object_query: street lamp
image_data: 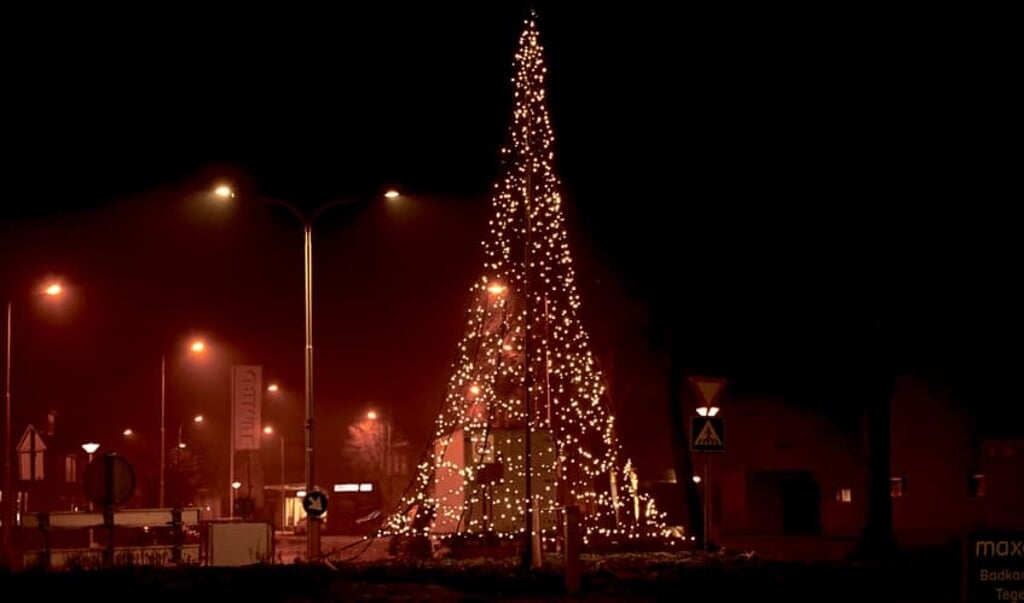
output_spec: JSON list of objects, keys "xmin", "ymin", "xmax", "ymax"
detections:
[
  {"xmin": 214, "ymin": 183, "xmax": 395, "ymax": 560},
  {"xmin": 177, "ymin": 415, "xmax": 204, "ymax": 449},
  {"xmin": 366, "ymin": 408, "xmax": 393, "ymax": 504},
  {"xmin": 81, "ymin": 442, "xmax": 99, "ymax": 548},
  {"xmin": 160, "ymin": 338, "xmax": 207, "ymax": 508},
  {"xmin": 4, "ymin": 279, "xmax": 66, "ymax": 564},
  {"xmin": 263, "ymin": 425, "xmax": 286, "ymax": 531},
  {"xmin": 82, "ymin": 442, "xmax": 100, "ymax": 462}
]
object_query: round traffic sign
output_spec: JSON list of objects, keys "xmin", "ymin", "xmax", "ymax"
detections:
[
  {"xmin": 234, "ymin": 496, "xmax": 255, "ymax": 520},
  {"xmin": 83, "ymin": 453, "xmax": 136, "ymax": 507},
  {"xmin": 302, "ymin": 490, "xmax": 328, "ymax": 517}
]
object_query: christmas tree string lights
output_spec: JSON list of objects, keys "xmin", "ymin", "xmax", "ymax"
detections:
[{"xmin": 379, "ymin": 14, "xmax": 678, "ymax": 551}]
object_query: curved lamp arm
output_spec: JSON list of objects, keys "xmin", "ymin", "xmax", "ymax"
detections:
[{"xmin": 259, "ymin": 196, "xmax": 363, "ymax": 227}]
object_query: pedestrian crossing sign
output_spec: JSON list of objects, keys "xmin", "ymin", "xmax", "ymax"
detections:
[{"xmin": 690, "ymin": 416, "xmax": 726, "ymax": 452}]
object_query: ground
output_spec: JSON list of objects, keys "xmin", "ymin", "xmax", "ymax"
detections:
[{"xmin": 1, "ymin": 539, "xmax": 964, "ymax": 602}]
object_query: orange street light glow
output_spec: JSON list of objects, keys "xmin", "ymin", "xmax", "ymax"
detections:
[
  {"xmin": 44, "ymin": 283, "xmax": 63, "ymax": 296},
  {"xmin": 486, "ymin": 282, "xmax": 505, "ymax": 295},
  {"xmin": 263, "ymin": 426, "xmax": 274, "ymax": 435},
  {"xmin": 193, "ymin": 415, "xmax": 204, "ymax": 423},
  {"xmin": 214, "ymin": 185, "xmax": 234, "ymax": 199},
  {"xmin": 384, "ymin": 189, "xmax": 400, "ymax": 199},
  {"xmin": 123, "ymin": 428, "xmax": 133, "ymax": 436},
  {"xmin": 267, "ymin": 384, "xmax": 279, "ymax": 393},
  {"xmin": 367, "ymin": 410, "xmax": 378, "ymax": 420},
  {"xmin": 190, "ymin": 340, "xmax": 205, "ymax": 353}
]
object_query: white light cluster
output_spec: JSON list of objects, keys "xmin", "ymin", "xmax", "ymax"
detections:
[{"xmin": 379, "ymin": 17, "xmax": 676, "ymax": 548}]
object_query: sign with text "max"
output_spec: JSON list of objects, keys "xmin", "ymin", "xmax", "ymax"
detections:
[
  {"xmin": 965, "ymin": 530, "xmax": 1024, "ymax": 602},
  {"xmin": 690, "ymin": 416, "xmax": 726, "ymax": 452}
]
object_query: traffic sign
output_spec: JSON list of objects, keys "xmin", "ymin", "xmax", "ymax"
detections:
[
  {"xmin": 302, "ymin": 490, "xmax": 329, "ymax": 517},
  {"xmin": 690, "ymin": 416, "xmax": 726, "ymax": 452},
  {"xmin": 234, "ymin": 496, "xmax": 255, "ymax": 520},
  {"xmin": 83, "ymin": 453, "xmax": 136, "ymax": 506},
  {"xmin": 689, "ymin": 376, "xmax": 726, "ymax": 407}
]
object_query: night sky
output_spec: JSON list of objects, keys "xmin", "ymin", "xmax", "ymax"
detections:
[{"xmin": 2, "ymin": 4, "xmax": 1019, "ymax": 482}]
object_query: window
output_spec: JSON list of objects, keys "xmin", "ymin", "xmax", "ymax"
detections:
[
  {"xmin": 969, "ymin": 474, "xmax": 986, "ymax": 497},
  {"xmin": 890, "ymin": 476, "xmax": 907, "ymax": 498},
  {"xmin": 18, "ymin": 450, "xmax": 44, "ymax": 481},
  {"xmin": 65, "ymin": 455, "xmax": 77, "ymax": 483},
  {"xmin": 836, "ymin": 488, "xmax": 852, "ymax": 503}
]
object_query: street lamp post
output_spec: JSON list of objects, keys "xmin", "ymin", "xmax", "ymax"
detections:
[
  {"xmin": 3, "ymin": 282, "xmax": 64, "ymax": 565},
  {"xmin": 81, "ymin": 442, "xmax": 99, "ymax": 548},
  {"xmin": 160, "ymin": 355, "xmax": 166, "ymax": 507},
  {"xmin": 263, "ymin": 426, "xmax": 286, "ymax": 531},
  {"xmin": 3, "ymin": 301, "xmax": 11, "ymax": 563},
  {"xmin": 366, "ymin": 408, "xmax": 393, "ymax": 508},
  {"xmin": 159, "ymin": 339, "xmax": 206, "ymax": 509},
  {"xmin": 214, "ymin": 185, "xmax": 398, "ymax": 561}
]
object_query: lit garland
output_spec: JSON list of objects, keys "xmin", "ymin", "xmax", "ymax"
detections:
[{"xmin": 380, "ymin": 15, "xmax": 676, "ymax": 549}]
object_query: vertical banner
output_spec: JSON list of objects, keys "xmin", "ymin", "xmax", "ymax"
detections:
[{"xmin": 232, "ymin": 365, "xmax": 263, "ymax": 451}]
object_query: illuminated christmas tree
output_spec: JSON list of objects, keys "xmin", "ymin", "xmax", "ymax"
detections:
[{"xmin": 381, "ymin": 13, "xmax": 675, "ymax": 552}]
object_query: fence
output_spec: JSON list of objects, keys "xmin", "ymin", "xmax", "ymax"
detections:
[{"xmin": 21, "ymin": 507, "xmax": 202, "ymax": 570}]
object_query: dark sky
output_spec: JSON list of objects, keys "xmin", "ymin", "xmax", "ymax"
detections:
[{"xmin": 2, "ymin": 4, "xmax": 1020, "ymax": 481}]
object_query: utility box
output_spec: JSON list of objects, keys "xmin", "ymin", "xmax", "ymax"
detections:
[{"xmin": 205, "ymin": 522, "xmax": 273, "ymax": 566}]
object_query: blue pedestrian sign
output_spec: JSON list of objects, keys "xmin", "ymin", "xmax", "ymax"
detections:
[{"xmin": 302, "ymin": 490, "xmax": 329, "ymax": 517}]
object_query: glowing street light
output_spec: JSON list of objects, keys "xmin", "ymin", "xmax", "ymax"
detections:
[
  {"xmin": 177, "ymin": 414, "xmax": 204, "ymax": 449},
  {"xmin": 263, "ymin": 425, "xmax": 287, "ymax": 530},
  {"xmin": 213, "ymin": 185, "xmax": 234, "ymax": 199},
  {"xmin": 160, "ymin": 338, "xmax": 207, "ymax": 508},
  {"xmin": 4, "ymin": 279, "xmax": 66, "ymax": 562},
  {"xmin": 213, "ymin": 182, "xmax": 401, "ymax": 560},
  {"xmin": 696, "ymin": 405, "xmax": 720, "ymax": 417}
]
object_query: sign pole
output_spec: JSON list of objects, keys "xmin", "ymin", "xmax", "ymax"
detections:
[
  {"xmin": 703, "ymin": 455, "xmax": 710, "ymax": 550},
  {"xmin": 229, "ymin": 370, "xmax": 235, "ymax": 519}
]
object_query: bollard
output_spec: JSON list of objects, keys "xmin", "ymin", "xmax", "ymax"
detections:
[
  {"xmin": 38, "ymin": 513, "xmax": 52, "ymax": 572},
  {"xmin": 171, "ymin": 508, "xmax": 183, "ymax": 564},
  {"xmin": 564, "ymin": 505, "xmax": 581, "ymax": 595}
]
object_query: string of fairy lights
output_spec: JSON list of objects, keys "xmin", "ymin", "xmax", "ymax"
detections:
[{"xmin": 380, "ymin": 16, "xmax": 678, "ymax": 548}]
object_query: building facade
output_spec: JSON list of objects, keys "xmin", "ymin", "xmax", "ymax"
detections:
[{"xmin": 667, "ymin": 376, "xmax": 1023, "ymax": 549}]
